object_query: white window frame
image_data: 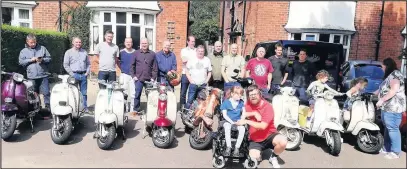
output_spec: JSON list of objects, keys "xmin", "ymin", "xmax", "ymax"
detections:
[
  {"xmin": 1, "ymin": 6, "xmax": 33, "ymax": 28},
  {"xmin": 301, "ymin": 33, "xmax": 318, "ymax": 41},
  {"xmin": 89, "ymin": 10, "xmax": 156, "ymax": 54},
  {"xmin": 401, "ymin": 37, "xmax": 406, "ymax": 78}
]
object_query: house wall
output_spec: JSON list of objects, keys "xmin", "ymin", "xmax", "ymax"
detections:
[
  {"xmin": 32, "ymin": 1, "xmax": 81, "ymax": 31},
  {"xmin": 220, "ymin": 1, "xmax": 406, "ymax": 64}
]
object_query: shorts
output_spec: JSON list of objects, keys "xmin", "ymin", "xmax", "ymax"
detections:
[{"xmin": 248, "ymin": 132, "xmax": 280, "ymax": 151}]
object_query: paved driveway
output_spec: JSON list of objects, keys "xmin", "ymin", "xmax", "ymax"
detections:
[{"xmin": 2, "ymin": 80, "xmax": 406, "ymax": 168}]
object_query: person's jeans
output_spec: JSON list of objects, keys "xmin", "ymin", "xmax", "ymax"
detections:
[
  {"xmin": 382, "ymin": 111, "xmax": 402, "ymax": 155},
  {"xmin": 119, "ymin": 73, "xmax": 135, "ymax": 111},
  {"xmin": 73, "ymin": 73, "xmax": 88, "ymax": 108},
  {"xmin": 133, "ymin": 80, "xmax": 147, "ymax": 112},
  {"xmin": 270, "ymin": 84, "xmax": 281, "ymax": 95},
  {"xmin": 224, "ymin": 81, "xmax": 240, "ymax": 93},
  {"xmin": 295, "ymin": 87, "xmax": 308, "ymax": 105},
  {"xmin": 32, "ymin": 77, "xmax": 50, "ymax": 107},
  {"xmin": 180, "ymin": 74, "xmax": 190, "ymax": 108},
  {"xmin": 186, "ymin": 83, "xmax": 206, "ymax": 109},
  {"xmin": 98, "ymin": 71, "xmax": 117, "ymax": 89}
]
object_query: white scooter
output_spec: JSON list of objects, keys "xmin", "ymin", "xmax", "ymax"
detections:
[
  {"xmin": 50, "ymin": 75, "xmax": 85, "ymax": 144},
  {"xmin": 139, "ymin": 81, "xmax": 177, "ymax": 148},
  {"xmin": 272, "ymin": 86, "xmax": 304, "ymax": 150},
  {"xmin": 301, "ymin": 90, "xmax": 344, "ymax": 156},
  {"xmin": 342, "ymin": 93, "xmax": 384, "ymax": 153},
  {"xmin": 93, "ymin": 80, "xmax": 128, "ymax": 150}
]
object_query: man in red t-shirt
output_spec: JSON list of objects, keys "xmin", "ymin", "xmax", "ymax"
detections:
[
  {"xmin": 236, "ymin": 85, "xmax": 287, "ymax": 168},
  {"xmin": 244, "ymin": 47, "xmax": 274, "ymax": 97}
]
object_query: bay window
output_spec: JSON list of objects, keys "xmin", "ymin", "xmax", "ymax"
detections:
[
  {"xmin": 89, "ymin": 11, "xmax": 156, "ymax": 53},
  {"xmin": 289, "ymin": 33, "xmax": 352, "ymax": 60}
]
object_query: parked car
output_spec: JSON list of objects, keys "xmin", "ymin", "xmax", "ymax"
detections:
[
  {"xmin": 339, "ymin": 60, "xmax": 384, "ymax": 94},
  {"xmin": 249, "ymin": 40, "xmax": 346, "ymax": 91}
]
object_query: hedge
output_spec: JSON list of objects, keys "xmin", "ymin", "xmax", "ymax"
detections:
[{"xmin": 1, "ymin": 24, "xmax": 69, "ymax": 76}]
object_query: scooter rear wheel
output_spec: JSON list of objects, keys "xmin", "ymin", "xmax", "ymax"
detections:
[
  {"xmin": 97, "ymin": 125, "xmax": 116, "ymax": 150},
  {"xmin": 1, "ymin": 113, "xmax": 17, "ymax": 141},
  {"xmin": 356, "ymin": 130, "xmax": 384, "ymax": 154},
  {"xmin": 50, "ymin": 116, "xmax": 73, "ymax": 145}
]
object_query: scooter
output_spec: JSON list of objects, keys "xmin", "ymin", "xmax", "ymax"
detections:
[
  {"xmin": 49, "ymin": 74, "xmax": 85, "ymax": 144},
  {"xmin": 342, "ymin": 93, "xmax": 383, "ymax": 153},
  {"xmin": 301, "ymin": 90, "xmax": 344, "ymax": 156},
  {"xmin": 93, "ymin": 80, "xmax": 128, "ymax": 150},
  {"xmin": 1, "ymin": 71, "xmax": 42, "ymax": 140},
  {"xmin": 272, "ymin": 86, "xmax": 304, "ymax": 150},
  {"xmin": 180, "ymin": 85, "xmax": 223, "ymax": 150},
  {"xmin": 139, "ymin": 81, "xmax": 177, "ymax": 148}
]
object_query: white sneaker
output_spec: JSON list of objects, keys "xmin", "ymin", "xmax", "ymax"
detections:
[
  {"xmin": 384, "ymin": 152, "xmax": 400, "ymax": 159},
  {"xmin": 379, "ymin": 148, "xmax": 388, "ymax": 154},
  {"xmin": 269, "ymin": 156, "xmax": 281, "ymax": 168}
]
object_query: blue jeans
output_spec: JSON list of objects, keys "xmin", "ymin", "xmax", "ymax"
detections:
[
  {"xmin": 224, "ymin": 81, "xmax": 240, "ymax": 93},
  {"xmin": 133, "ymin": 80, "xmax": 147, "ymax": 112},
  {"xmin": 32, "ymin": 77, "xmax": 50, "ymax": 107},
  {"xmin": 186, "ymin": 83, "xmax": 206, "ymax": 109},
  {"xmin": 295, "ymin": 87, "xmax": 308, "ymax": 104},
  {"xmin": 382, "ymin": 111, "xmax": 402, "ymax": 154},
  {"xmin": 180, "ymin": 74, "xmax": 189, "ymax": 107},
  {"xmin": 73, "ymin": 73, "xmax": 88, "ymax": 108},
  {"xmin": 98, "ymin": 71, "xmax": 116, "ymax": 89}
]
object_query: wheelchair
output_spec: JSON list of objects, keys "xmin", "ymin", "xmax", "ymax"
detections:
[{"xmin": 211, "ymin": 111, "xmax": 258, "ymax": 168}]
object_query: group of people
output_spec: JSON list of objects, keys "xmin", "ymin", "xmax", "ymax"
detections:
[{"xmin": 17, "ymin": 30, "xmax": 405, "ymax": 167}]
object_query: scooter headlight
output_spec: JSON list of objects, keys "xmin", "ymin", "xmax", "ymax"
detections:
[
  {"xmin": 159, "ymin": 93, "xmax": 167, "ymax": 101},
  {"xmin": 68, "ymin": 77, "xmax": 76, "ymax": 84},
  {"xmin": 4, "ymin": 97, "xmax": 13, "ymax": 103},
  {"xmin": 330, "ymin": 117, "xmax": 337, "ymax": 122},
  {"xmin": 12, "ymin": 73, "xmax": 24, "ymax": 82}
]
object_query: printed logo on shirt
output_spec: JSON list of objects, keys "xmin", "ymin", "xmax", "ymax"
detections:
[
  {"xmin": 254, "ymin": 64, "xmax": 266, "ymax": 76},
  {"xmin": 195, "ymin": 61, "xmax": 204, "ymax": 69}
]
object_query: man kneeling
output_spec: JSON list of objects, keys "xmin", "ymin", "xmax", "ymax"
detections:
[{"xmin": 236, "ymin": 85, "xmax": 288, "ymax": 168}]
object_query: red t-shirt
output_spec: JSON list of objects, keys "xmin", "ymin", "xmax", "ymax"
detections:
[
  {"xmin": 245, "ymin": 58, "xmax": 274, "ymax": 89},
  {"xmin": 245, "ymin": 99, "xmax": 277, "ymax": 142}
]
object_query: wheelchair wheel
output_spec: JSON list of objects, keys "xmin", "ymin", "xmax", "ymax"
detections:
[
  {"xmin": 243, "ymin": 157, "xmax": 258, "ymax": 168},
  {"xmin": 212, "ymin": 156, "xmax": 226, "ymax": 168}
]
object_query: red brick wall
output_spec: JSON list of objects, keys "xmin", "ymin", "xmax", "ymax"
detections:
[
  {"xmin": 33, "ymin": 1, "xmax": 81, "ymax": 31},
  {"xmin": 345, "ymin": 1, "xmax": 406, "ymax": 64},
  {"xmin": 156, "ymin": 1, "xmax": 189, "ymax": 73},
  {"xmin": 220, "ymin": 1, "xmax": 289, "ymax": 56}
]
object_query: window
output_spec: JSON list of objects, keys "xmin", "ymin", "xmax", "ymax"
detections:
[
  {"xmin": 89, "ymin": 11, "xmax": 156, "ymax": 53},
  {"xmin": 302, "ymin": 33, "xmax": 318, "ymax": 41},
  {"xmin": 290, "ymin": 33, "xmax": 301, "ymax": 40},
  {"xmin": 319, "ymin": 34, "xmax": 330, "ymax": 42},
  {"xmin": 1, "ymin": 7, "xmax": 32, "ymax": 28}
]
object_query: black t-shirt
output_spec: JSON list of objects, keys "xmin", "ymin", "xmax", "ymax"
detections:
[
  {"xmin": 269, "ymin": 55, "xmax": 289, "ymax": 84},
  {"xmin": 290, "ymin": 60, "xmax": 316, "ymax": 87}
]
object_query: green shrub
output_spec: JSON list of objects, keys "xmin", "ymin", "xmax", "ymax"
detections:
[{"xmin": 1, "ymin": 24, "xmax": 69, "ymax": 76}]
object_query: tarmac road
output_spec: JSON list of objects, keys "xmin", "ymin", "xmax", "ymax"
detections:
[{"xmin": 1, "ymin": 80, "xmax": 406, "ymax": 168}]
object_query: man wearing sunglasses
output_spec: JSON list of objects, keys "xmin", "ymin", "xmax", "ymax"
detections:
[{"xmin": 130, "ymin": 37, "xmax": 158, "ymax": 115}]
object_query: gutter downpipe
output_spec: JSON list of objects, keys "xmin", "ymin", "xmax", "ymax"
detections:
[
  {"xmin": 241, "ymin": 1, "xmax": 247, "ymax": 56},
  {"xmin": 187, "ymin": 1, "xmax": 191, "ymax": 38},
  {"xmin": 375, "ymin": 0, "xmax": 385, "ymax": 61},
  {"xmin": 59, "ymin": 0, "xmax": 62, "ymax": 32},
  {"xmin": 230, "ymin": 1, "xmax": 235, "ymax": 44},
  {"xmin": 221, "ymin": 1, "xmax": 225, "ymax": 44}
]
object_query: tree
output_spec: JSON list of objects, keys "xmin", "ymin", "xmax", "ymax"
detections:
[{"xmin": 189, "ymin": 1, "xmax": 220, "ymax": 44}]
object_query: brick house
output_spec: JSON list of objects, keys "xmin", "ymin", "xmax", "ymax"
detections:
[
  {"xmin": 2, "ymin": 1, "xmax": 189, "ymax": 74},
  {"xmin": 219, "ymin": 1, "xmax": 406, "ymax": 66}
]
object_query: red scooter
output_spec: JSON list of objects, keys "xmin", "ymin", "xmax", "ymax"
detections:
[{"xmin": 140, "ymin": 81, "xmax": 177, "ymax": 148}]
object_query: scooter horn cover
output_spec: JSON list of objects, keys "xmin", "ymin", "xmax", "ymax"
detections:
[{"xmin": 167, "ymin": 71, "xmax": 181, "ymax": 86}]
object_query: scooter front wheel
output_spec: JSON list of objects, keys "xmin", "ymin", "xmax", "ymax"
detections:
[
  {"xmin": 50, "ymin": 116, "xmax": 73, "ymax": 144},
  {"xmin": 152, "ymin": 127, "xmax": 175, "ymax": 149},
  {"xmin": 97, "ymin": 124, "xmax": 116, "ymax": 150},
  {"xmin": 325, "ymin": 130, "xmax": 342, "ymax": 156},
  {"xmin": 1, "ymin": 113, "xmax": 17, "ymax": 141}
]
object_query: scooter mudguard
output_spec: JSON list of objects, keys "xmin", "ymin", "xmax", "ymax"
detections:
[
  {"xmin": 317, "ymin": 121, "xmax": 344, "ymax": 136},
  {"xmin": 1, "ymin": 104, "xmax": 18, "ymax": 112},
  {"xmin": 52, "ymin": 105, "xmax": 73, "ymax": 116},
  {"xmin": 98, "ymin": 112, "xmax": 118, "ymax": 128},
  {"xmin": 279, "ymin": 120, "xmax": 301, "ymax": 129},
  {"xmin": 154, "ymin": 118, "xmax": 173, "ymax": 127},
  {"xmin": 351, "ymin": 121, "xmax": 380, "ymax": 135}
]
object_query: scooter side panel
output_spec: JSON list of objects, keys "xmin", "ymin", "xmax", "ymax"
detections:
[
  {"xmin": 351, "ymin": 121, "xmax": 380, "ymax": 135},
  {"xmin": 112, "ymin": 90, "xmax": 125, "ymax": 126},
  {"xmin": 67, "ymin": 85, "xmax": 84, "ymax": 117},
  {"xmin": 98, "ymin": 112, "xmax": 118, "ymax": 126},
  {"xmin": 146, "ymin": 90, "xmax": 159, "ymax": 125},
  {"xmin": 50, "ymin": 83, "xmax": 69, "ymax": 114},
  {"xmin": 14, "ymin": 82, "xmax": 29, "ymax": 112},
  {"xmin": 316, "ymin": 121, "xmax": 344, "ymax": 136},
  {"xmin": 94, "ymin": 89, "xmax": 109, "ymax": 123},
  {"xmin": 166, "ymin": 91, "xmax": 177, "ymax": 124},
  {"xmin": 272, "ymin": 95, "xmax": 284, "ymax": 127},
  {"xmin": 346, "ymin": 100, "xmax": 365, "ymax": 132},
  {"xmin": 311, "ymin": 98, "xmax": 327, "ymax": 132},
  {"xmin": 287, "ymin": 96, "xmax": 300, "ymax": 121}
]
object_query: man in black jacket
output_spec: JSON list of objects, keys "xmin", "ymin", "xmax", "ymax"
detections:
[{"xmin": 290, "ymin": 49, "xmax": 316, "ymax": 104}]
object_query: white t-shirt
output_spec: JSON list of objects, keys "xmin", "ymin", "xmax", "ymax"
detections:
[
  {"xmin": 181, "ymin": 47, "xmax": 197, "ymax": 74},
  {"xmin": 186, "ymin": 56, "xmax": 212, "ymax": 85}
]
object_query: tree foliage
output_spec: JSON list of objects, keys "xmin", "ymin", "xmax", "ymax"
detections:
[
  {"xmin": 57, "ymin": 2, "xmax": 93, "ymax": 50},
  {"xmin": 189, "ymin": 1, "xmax": 220, "ymax": 44}
]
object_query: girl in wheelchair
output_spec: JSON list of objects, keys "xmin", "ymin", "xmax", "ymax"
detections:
[{"xmin": 220, "ymin": 86, "xmax": 246, "ymax": 156}]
